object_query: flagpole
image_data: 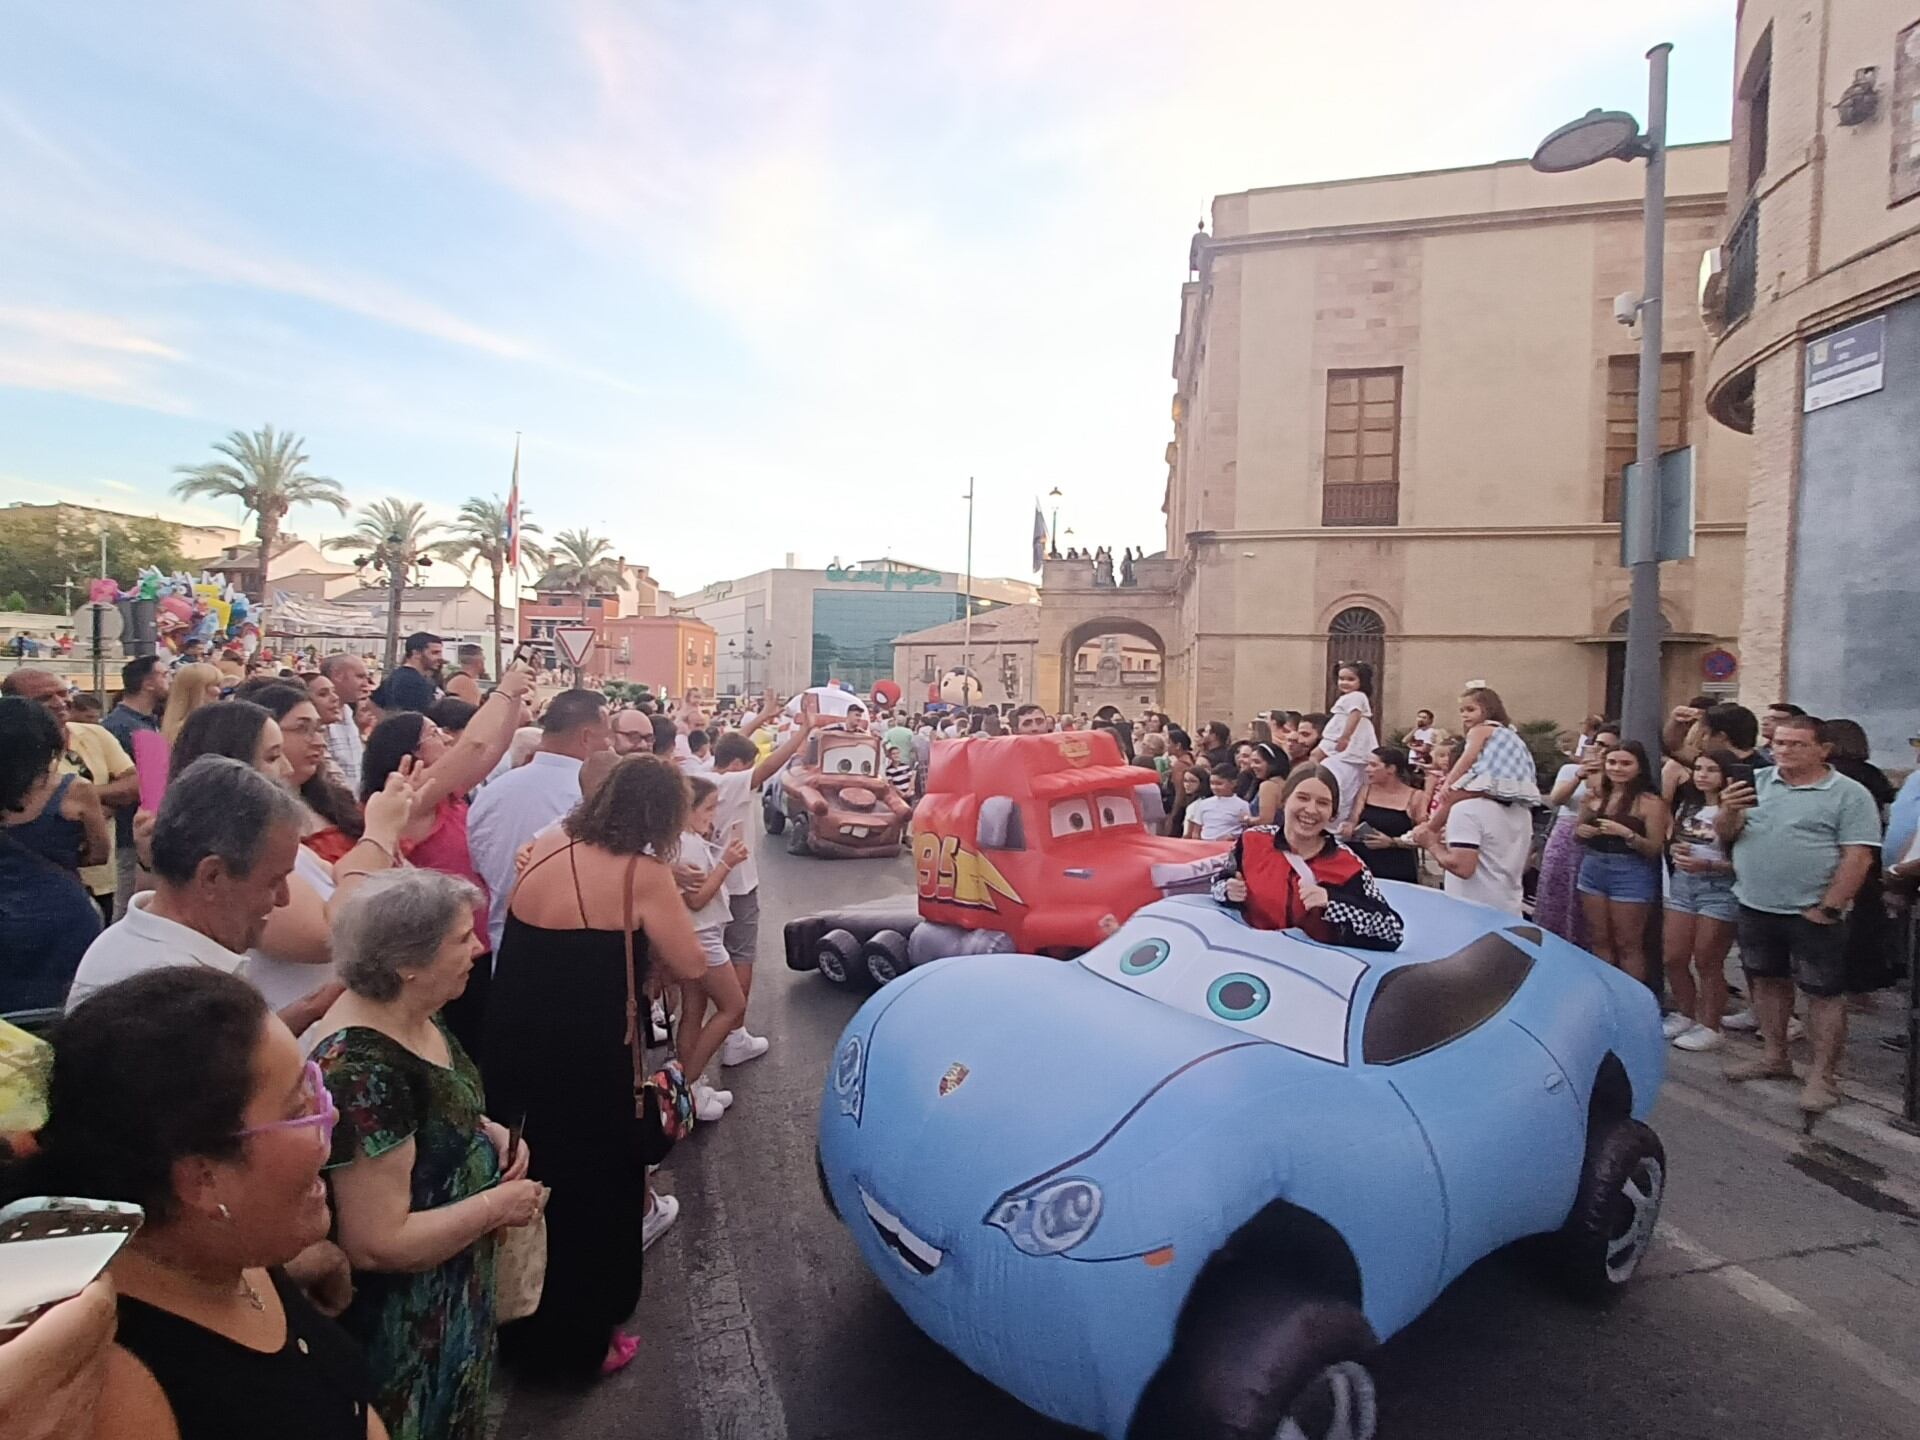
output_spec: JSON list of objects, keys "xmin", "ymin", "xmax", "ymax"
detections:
[
  {"xmin": 503, "ymin": 431, "xmax": 520, "ymax": 677},
  {"xmin": 962, "ymin": 477, "xmax": 974, "ymax": 679}
]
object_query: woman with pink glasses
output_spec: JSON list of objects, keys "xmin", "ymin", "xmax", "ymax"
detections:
[{"xmin": 0, "ymin": 967, "xmax": 385, "ymax": 1439}]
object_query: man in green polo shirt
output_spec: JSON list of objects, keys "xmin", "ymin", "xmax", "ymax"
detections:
[{"xmin": 1716, "ymin": 714, "xmax": 1882, "ymax": 1113}]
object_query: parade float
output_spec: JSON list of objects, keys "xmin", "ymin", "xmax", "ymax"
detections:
[
  {"xmin": 784, "ymin": 730, "xmax": 1229, "ymax": 984},
  {"xmin": 817, "ymin": 886, "xmax": 1667, "ymax": 1440},
  {"xmin": 761, "ymin": 724, "xmax": 915, "ymax": 859}
]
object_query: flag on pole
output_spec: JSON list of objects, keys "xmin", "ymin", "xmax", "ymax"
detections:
[
  {"xmin": 506, "ymin": 434, "xmax": 522, "ymax": 571},
  {"xmin": 1031, "ymin": 500, "xmax": 1048, "ymax": 572}
]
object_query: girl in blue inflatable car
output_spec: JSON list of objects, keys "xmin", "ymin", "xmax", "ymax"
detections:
[{"xmin": 1211, "ymin": 764, "xmax": 1405, "ymax": 951}]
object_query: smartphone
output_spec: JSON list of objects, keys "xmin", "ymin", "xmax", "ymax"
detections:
[
  {"xmin": 1725, "ymin": 761, "xmax": 1756, "ymax": 790},
  {"xmin": 0, "ymin": 1197, "xmax": 144, "ymax": 1333},
  {"xmin": 801, "ymin": 692, "xmax": 821, "ymax": 718},
  {"xmin": 504, "ymin": 1113, "xmax": 527, "ymax": 1174}
]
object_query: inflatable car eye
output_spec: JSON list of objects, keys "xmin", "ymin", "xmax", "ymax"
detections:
[
  {"xmin": 1206, "ymin": 972, "xmax": 1272, "ymax": 1022},
  {"xmin": 1049, "ymin": 799, "xmax": 1094, "ymax": 836},
  {"xmin": 833, "ymin": 1036, "xmax": 866, "ymax": 1122},
  {"xmin": 1094, "ymin": 793, "xmax": 1139, "ymax": 828},
  {"xmin": 1119, "ymin": 938, "xmax": 1170, "ymax": 976},
  {"xmin": 986, "ymin": 1177, "xmax": 1103, "ymax": 1256}
]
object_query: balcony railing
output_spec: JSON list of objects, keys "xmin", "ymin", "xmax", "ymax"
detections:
[
  {"xmin": 1321, "ymin": 481, "xmax": 1399, "ymax": 527},
  {"xmin": 1723, "ymin": 199, "xmax": 1758, "ymax": 332}
]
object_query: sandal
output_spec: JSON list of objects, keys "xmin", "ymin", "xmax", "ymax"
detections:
[{"xmin": 600, "ymin": 1331, "xmax": 641, "ymax": 1376}]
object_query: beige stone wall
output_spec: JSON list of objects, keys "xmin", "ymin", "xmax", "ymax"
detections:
[{"xmin": 1145, "ymin": 147, "xmax": 1751, "ymax": 736}]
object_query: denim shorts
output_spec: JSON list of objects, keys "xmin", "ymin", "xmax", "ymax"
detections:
[
  {"xmin": 1577, "ymin": 849, "xmax": 1660, "ymax": 904},
  {"xmin": 1664, "ymin": 866, "xmax": 1740, "ymax": 923}
]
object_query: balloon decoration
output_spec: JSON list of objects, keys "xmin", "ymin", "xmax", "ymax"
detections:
[
  {"xmin": 80, "ymin": 568, "xmax": 257, "ymax": 656},
  {"xmin": 870, "ymin": 679, "xmax": 903, "ymax": 711}
]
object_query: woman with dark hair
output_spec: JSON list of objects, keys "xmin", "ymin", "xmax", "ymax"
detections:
[
  {"xmin": 1314, "ymin": 662, "xmax": 1378, "ymax": 818},
  {"xmin": 251, "ymin": 683, "xmax": 364, "ymax": 862},
  {"xmin": 0, "ymin": 696, "xmax": 103, "ymax": 1009},
  {"xmin": 1211, "ymin": 765, "xmax": 1404, "ymax": 949},
  {"xmin": 1662, "ymin": 749, "xmax": 1742, "ymax": 1051},
  {"xmin": 1576, "ymin": 740, "xmax": 1670, "ymax": 982},
  {"xmin": 1167, "ymin": 763, "xmax": 1208, "ymax": 838},
  {"xmin": 0, "ymin": 967, "xmax": 383, "ymax": 1439},
  {"xmin": 1346, "ymin": 746, "xmax": 1424, "ymax": 884},
  {"xmin": 1245, "ymin": 742, "xmax": 1292, "ymax": 825},
  {"xmin": 359, "ymin": 664, "xmax": 534, "ymax": 1054},
  {"xmin": 171, "ymin": 699, "xmax": 291, "ymax": 784},
  {"xmin": 483, "ymin": 755, "xmax": 709, "ymax": 1379},
  {"xmin": 1536, "ymin": 734, "xmax": 1612, "ymax": 946},
  {"xmin": 1824, "ymin": 718, "xmax": 1897, "ymax": 999}
]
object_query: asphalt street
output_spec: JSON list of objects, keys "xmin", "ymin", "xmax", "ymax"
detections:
[{"xmin": 495, "ymin": 834, "xmax": 1920, "ymax": 1440}]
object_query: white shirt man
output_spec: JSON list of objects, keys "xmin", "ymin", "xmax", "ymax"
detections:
[
  {"xmin": 320, "ymin": 653, "xmax": 372, "ymax": 785},
  {"xmin": 467, "ymin": 690, "xmax": 611, "ymax": 951},
  {"xmin": 1419, "ymin": 796, "xmax": 1532, "ymax": 915}
]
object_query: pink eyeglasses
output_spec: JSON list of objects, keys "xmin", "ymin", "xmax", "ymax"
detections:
[{"xmin": 235, "ymin": 1061, "xmax": 338, "ymax": 1141}]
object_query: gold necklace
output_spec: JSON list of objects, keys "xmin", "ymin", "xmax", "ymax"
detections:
[{"xmin": 236, "ymin": 1273, "xmax": 266, "ymax": 1312}]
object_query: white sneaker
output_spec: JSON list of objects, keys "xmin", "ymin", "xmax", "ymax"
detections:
[
  {"xmin": 1788, "ymin": 1018, "xmax": 1808, "ymax": 1042},
  {"xmin": 691, "ymin": 1080, "xmax": 732, "ymax": 1122},
  {"xmin": 719, "ymin": 1028, "xmax": 770, "ymax": 1066},
  {"xmin": 1723, "ymin": 1009, "xmax": 1758, "ymax": 1032},
  {"xmin": 1662, "ymin": 1012, "xmax": 1693, "ymax": 1040},
  {"xmin": 1673, "ymin": 1024, "xmax": 1724, "ymax": 1052},
  {"xmin": 641, "ymin": 1192, "xmax": 679, "ymax": 1250}
]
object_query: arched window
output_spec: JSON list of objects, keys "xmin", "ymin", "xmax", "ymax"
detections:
[{"xmin": 1326, "ymin": 607, "xmax": 1386, "ymax": 711}]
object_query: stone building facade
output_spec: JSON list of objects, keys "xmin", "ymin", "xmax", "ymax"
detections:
[
  {"xmin": 1040, "ymin": 146, "xmax": 1749, "ymax": 735},
  {"xmin": 1705, "ymin": 0, "xmax": 1920, "ymax": 760}
]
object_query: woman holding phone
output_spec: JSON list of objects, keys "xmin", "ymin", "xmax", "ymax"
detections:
[
  {"xmin": 311, "ymin": 871, "xmax": 543, "ymax": 1440},
  {"xmin": 1662, "ymin": 750, "xmax": 1741, "ymax": 1051},
  {"xmin": 1576, "ymin": 741, "xmax": 1670, "ymax": 982}
]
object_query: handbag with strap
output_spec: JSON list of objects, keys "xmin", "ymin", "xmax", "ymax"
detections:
[
  {"xmin": 620, "ymin": 857, "xmax": 696, "ymax": 1166},
  {"xmin": 493, "ymin": 1212, "xmax": 547, "ymax": 1323}
]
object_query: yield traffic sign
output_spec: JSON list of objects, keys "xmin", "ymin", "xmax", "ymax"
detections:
[{"xmin": 553, "ymin": 625, "xmax": 597, "ymax": 670}]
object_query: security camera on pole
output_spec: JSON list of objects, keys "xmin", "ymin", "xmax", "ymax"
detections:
[{"xmin": 1532, "ymin": 42, "xmax": 1673, "ymax": 760}]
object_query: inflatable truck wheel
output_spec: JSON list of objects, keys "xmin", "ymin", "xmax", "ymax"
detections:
[
  {"xmin": 862, "ymin": 929, "xmax": 910, "ymax": 985},
  {"xmin": 813, "ymin": 929, "xmax": 869, "ymax": 987},
  {"xmin": 786, "ymin": 812, "xmax": 812, "ymax": 857},
  {"xmin": 815, "ymin": 1142, "xmax": 839, "ymax": 1222},
  {"xmin": 1556, "ymin": 1117, "xmax": 1665, "ymax": 1300},
  {"xmin": 1128, "ymin": 1282, "xmax": 1376, "ymax": 1440},
  {"xmin": 762, "ymin": 793, "xmax": 786, "ymax": 835}
]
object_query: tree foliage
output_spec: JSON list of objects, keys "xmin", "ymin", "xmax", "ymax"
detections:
[
  {"xmin": 171, "ymin": 425, "xmax": 346, "ymax": 599},
  {"xmin": 0, "ymin": 508, "xmax": 187, "ymax": 613}
]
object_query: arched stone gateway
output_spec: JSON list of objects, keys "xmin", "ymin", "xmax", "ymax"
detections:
[
  {"xmin": 1059, "ymin": 617, "xmax": 1168, "ymax": 718},
  {"xmin": 1035, "ymin": 554, "xmax": 1181, "ymax": 717}
]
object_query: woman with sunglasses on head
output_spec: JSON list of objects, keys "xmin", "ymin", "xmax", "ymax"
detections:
[
  {"xmin": 0, "ymin": 967, "xmax": 385, "ymax": 1439},
  {"xmin": 311, "ymin": 871, "xmax": 545, "ymax": 1440}
]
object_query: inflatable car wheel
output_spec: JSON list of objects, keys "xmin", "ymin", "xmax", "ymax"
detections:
[
  {"xmin": 1557, "ymin": 1117, "xmax": 1665, "ymax": 1300},
  {"xmin": 862, "ymin": 929, "xmax": 910, "ymax": 985},
  {"xmin": 787, "ymin": 812, "xmax": 812, "ymax": 857},
  {"xmin": 1128, "ymin": 1280, "xmax": 1376, "ymax": 1440},
  {"xmin": 813, "ymin": 929, "xmax": 870, "ymax": 987},
  {"xmin": 762, "ymin": 792, "xmax": 786, "ymax": 836}
]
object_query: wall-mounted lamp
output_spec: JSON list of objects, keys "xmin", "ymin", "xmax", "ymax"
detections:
[{"xmin": 1835, "ymin": 67, "xmax": 1880, "ymax": 127}]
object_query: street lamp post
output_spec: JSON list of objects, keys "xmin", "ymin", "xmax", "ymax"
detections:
[{"xmin": 1532, "ymin": 42, "xmax": 1671, "ymax": 759}]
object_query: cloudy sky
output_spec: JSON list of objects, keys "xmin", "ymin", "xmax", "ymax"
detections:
[{"xmin": 1, "ymin": 1, "xmax": 1734, "ymax": 593}]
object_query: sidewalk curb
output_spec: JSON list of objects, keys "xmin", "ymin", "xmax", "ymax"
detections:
[{"xmin": 1664, "ymin": 1043, "xmax": 1920, "ymax": 1191}]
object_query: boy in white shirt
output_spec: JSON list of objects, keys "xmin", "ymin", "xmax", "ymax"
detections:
[{"xmin": 1185, "ymin": 768, "xmax": 1253, "ymax": 841}]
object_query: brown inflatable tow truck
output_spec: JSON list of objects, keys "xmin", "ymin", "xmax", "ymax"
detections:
[{"xmin": 761, "ymin": 727, "xmax": 913, "ymax": 858}]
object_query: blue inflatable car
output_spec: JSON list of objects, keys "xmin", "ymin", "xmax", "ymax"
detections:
[{"xmin": 817, "ymin": 886, "xmax": 1666, "ymax": 1440}]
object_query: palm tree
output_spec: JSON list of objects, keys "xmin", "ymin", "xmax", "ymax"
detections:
[
  {"xmin": 432, "ymin": 495, "xmax": 550, "ymax": 676},
  {"xmin": 171, "ymin": 426, "xmax": 347, "ymax": 600},
  {"xmin": 323, "ymin": 500, "xmax": 449, "ymax": 670},
  {"xmin": 543, "ymin": 529, "xmax": 623, "ymax": 677}
]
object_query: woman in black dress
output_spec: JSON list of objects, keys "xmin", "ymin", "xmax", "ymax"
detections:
[
  {"xmin": 1346, "ymin": 746, "xmax": 1425, "ymax": 885},
  {"xmin": 483, "ymin": 755, "xmax": 708, "ymax": 1379},
  {"xmin": 0, "ymin": 967, "xmax": 379, "ymax": 1440}
]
